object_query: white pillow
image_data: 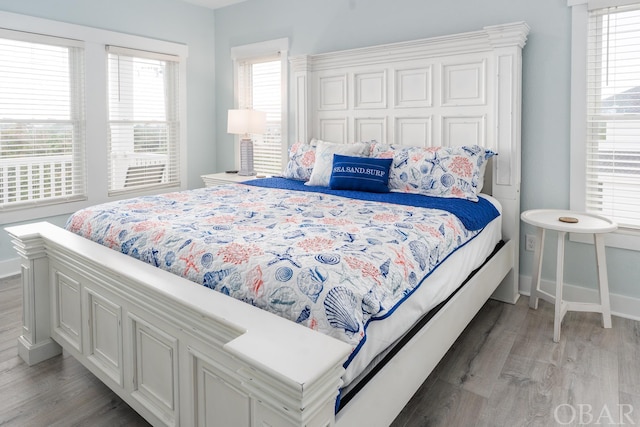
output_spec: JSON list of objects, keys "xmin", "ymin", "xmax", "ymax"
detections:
[{"xmin": 305, "ymin": 140, "xmax": 370, "ymax": 187}]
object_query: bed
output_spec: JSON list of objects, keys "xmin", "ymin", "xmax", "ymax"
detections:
[{"xmin": 6, "ymin": 21, "xmax": 528, "ymax": 427}]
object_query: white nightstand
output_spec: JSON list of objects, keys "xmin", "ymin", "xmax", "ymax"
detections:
[
  {"xmin": 521, "ymin": 209, "xmax": 618, "ymax": 342},
  {"xmin": 201, "ymin": 172, "xmax": 254, "ymax": 187}
]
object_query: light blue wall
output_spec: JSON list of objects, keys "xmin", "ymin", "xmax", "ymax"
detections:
[
  {"xmin": 1, "ymin": 0, "xmax": 638, "ymax": 304},
  {"xmin": 0, "ymin": 0, "xmax": 217, "ymax": 264},
  {"xmin": 214, "ymin": 0, "xmax": 640, "ymax": 302}
]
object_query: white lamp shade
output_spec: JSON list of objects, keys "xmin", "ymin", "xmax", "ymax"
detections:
[{"xmin": 227, "ymin": 109, "xmax": 267, "ymax": 136}]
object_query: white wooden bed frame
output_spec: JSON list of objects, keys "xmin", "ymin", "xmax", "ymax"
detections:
[{"xmin": 6, "ymin": 22, "xmax": 528, "ymax": 427}]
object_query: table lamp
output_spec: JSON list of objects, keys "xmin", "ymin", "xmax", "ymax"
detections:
[{"xmin": 227, "ymin": 109, "xmax": 267, "ymax": 176}]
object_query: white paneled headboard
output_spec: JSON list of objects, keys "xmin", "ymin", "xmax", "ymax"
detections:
[{"xmin": 290, "ymin": 21, "xmax": 529, "ymax": 302}]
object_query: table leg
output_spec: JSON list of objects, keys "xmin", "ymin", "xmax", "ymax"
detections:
[
  {"xmin": 529, "ymin": 227, "xmax": 545, "ymax": 310},
  {"xmin": 554, "ymin": 231, "xmax": 566, "ymax": 343},
  {"xmin": 594, "ymin": 233, "xmax": 612, "ymax": 329}
]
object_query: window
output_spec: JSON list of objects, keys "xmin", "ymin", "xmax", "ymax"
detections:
[
  {"xmin": 107, "ymin": 47, "xmax": 181, "ymax": 194},
  {"xmin": 232, "ymin": 39, "xmax": 288, "ymax": 176},
  {"xmin": 570, "ymin": 0, "xmax": 640, "ymax": 249},
  {"xmin": 586, "ymin": 4, "xmax": 640, "ymax": 227},
  {"xmin": 0, "ymin": 11, "xmax": 187, "ymax": 225},
  {"xmin": 0, "ymin": 30, "xmax": 85, "ymax": 211}
]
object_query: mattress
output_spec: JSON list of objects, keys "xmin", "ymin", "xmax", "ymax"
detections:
[
  {"xmin": 341, "ymin": 195, "xmax": 501, "ymax": 395},
  {"xmin": 65, "ymin": 178, "xmax": 500, "ymax": 387}
]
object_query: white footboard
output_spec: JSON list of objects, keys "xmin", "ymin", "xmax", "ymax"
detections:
[{"xmin": 7, "ymin": 222, "xmax": 351, "ymax": 427}]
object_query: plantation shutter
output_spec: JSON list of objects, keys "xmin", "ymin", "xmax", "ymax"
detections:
[
  {"xmin": 237, "ymin": 56, "xmax": 283, "ymax": 176},
  {"xmin": 0, "ymin": 29, "xmax": 85, "ymax": 210},
  {"xmin": 586, "ymin": 3, "xmax": 640, "ymax": 228},
  {"xmin": 107, "ymin": 46, "xmax": 180, "ymax": 194}
]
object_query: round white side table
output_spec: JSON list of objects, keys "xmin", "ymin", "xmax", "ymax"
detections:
[{"xmin": 521, "ymin": 209, "xmax": 618, "ymax": 342}]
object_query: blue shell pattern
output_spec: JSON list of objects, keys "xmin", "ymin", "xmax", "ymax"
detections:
[
  {"xmin": 375, "ymin": 144, "xmax": 496, "ymax": 201},
  {"xmin": 65, "ymin": 183, "xmax": 479, "ymax": 352}
]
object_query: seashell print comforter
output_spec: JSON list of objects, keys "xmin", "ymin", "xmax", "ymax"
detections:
[{"xmin": 66, "ymin": 178, "xmax": 499, "ymax": 368}]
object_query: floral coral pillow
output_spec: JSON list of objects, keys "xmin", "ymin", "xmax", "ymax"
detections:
[
  {"xmin": 282, "ymin": 141, "xmax": 317, "ymax": 181},
  {"xmin": 372, "ymin": 144, "xmax": 496, "ymax": 201}
]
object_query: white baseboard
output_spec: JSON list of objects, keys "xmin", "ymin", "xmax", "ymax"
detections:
[
  {"xmin": 0, "ymin": 257, "xmax": 21, "ymax": 279},
  {"xmin": 519, "ymin": 274, "xmax": 640, "ymax": 322}
]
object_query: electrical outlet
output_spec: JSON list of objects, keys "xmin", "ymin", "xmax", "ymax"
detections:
[{"xmin": 525, "ymin": 234, "xmax": 537, "ymax": 252}]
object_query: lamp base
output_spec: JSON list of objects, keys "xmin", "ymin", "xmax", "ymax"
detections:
[{"xmin": 238, "ymin": 138, "xmax": 256, "ymax": 176}]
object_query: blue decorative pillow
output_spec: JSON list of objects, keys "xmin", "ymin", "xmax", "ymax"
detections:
[
  {"xmin": 306, "ymin": 140, "xmax": 370, "ymax": 187},
  {"xmin": 329, "ymin": 154, "xmax": 392, "ymax": 193}
]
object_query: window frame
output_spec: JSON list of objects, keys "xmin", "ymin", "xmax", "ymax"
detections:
[
  {"xmin": 0, "ymin": 11, "xmax": 188, "ymax": 225},
  {"xmin": 231, "ymin": 38, "xmax": 289, "ymax": 175},
  {"xmin": 569, "ymin": 0, "xmax": 640, "ymax": 250},
  {"xmin": 0, "ymin": 29, "xmax": 86, "ymax": 212},
  {"xmin": 106, "ymin": 46, "xmax": 182, "ymax": 195}
]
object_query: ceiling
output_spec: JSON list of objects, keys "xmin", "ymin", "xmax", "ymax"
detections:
[{"xmin": 180, "ymin": 0, "xmax": 248, "ymax": 9}]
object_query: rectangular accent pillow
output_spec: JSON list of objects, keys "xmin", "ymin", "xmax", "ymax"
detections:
[
  {"xmin": 305, "ymin": 140, "xmax": 370, "ymax": 187},
  {"xmin": 373, "ymin": 144, "xmax": 496, "ymax": 201},
  {"xmin": 329, "ymin": 154, "xmax": 392, "ymax": 193}
]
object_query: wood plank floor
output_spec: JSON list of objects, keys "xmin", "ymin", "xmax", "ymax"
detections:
[{"xmin": 1, "ymin": 274, "xmax": 639, "ymax": 426}]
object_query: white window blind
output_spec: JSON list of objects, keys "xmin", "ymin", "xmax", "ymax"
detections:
[
  {"xmin": 107, "ymin": 46, "xmax": 180, "ymax": 194},
  {"xmin": 0, "ymin": 30, "xmax": 85, "ymax": 210},
  {"xmin": 586, "ymin": 4, "xmax": 640, "ymax": 228},
  {"xmin": 237, "ymin": 56, "xmax": 283, "ymax": 176}
]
